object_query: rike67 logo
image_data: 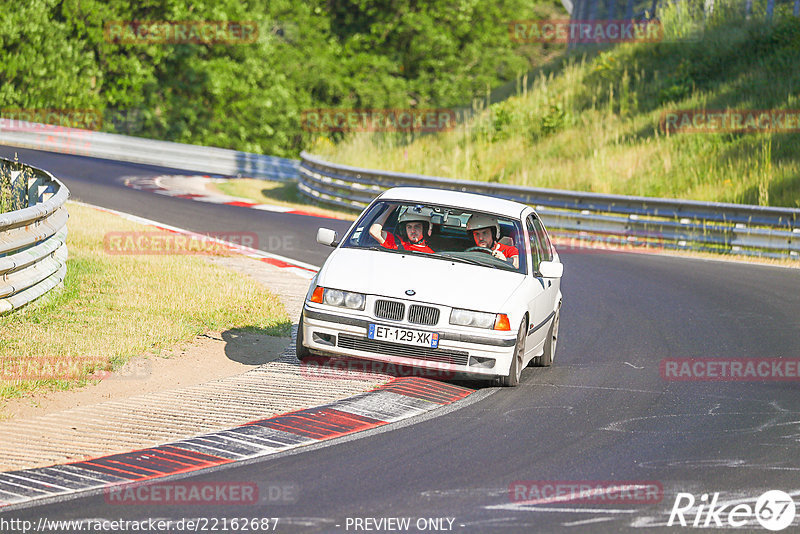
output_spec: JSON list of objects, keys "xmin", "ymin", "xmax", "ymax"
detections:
[{"xmin": 668, "ymin": 490, "xmax": 796, "ymax": 531}]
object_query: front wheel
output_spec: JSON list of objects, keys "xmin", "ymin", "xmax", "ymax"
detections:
[
  {"xmin": 536, "ymin": 308, "xmax": 560, "ymax": 367},
  {"xmin": 499, "ymin": 321, "xmax": 526, "ymax": 387},
  {"xmin": 296, "ymin": 313, "xmax": 312, "ymax": 361}
]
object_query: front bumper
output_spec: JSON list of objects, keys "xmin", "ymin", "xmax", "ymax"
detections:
[{"xmin": 301, "ymin": 304, "xmax": 517, "ymax": 380}]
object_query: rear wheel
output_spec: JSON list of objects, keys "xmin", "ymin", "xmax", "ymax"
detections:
[
  {"xmin": 499, "ymin": 321, "xmax": 526, "ymax": 387},
  {"xmin": 537, "ymin": 308, "xmax": 560, "ymax": 367},
  {"xmin": 296, "ymin": 313, "xmax": 312, "ymax": 361}
]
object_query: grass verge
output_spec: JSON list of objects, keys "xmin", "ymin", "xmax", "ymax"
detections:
[
  {"xmin": 211, "ymin": 178, "xmax": 357, "ymax": 220},
  {"xmin": 0, "ymin": 201, "xmax": 291, "ymax": 403},
  {"xmin": 310, "ymin": 14, "xmax": 800, "ymax": 209}
]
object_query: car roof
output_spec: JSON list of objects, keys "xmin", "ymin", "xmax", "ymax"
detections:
[{"xmin": 378, "ymin": 187, "xmax": 529, "ymax": 218}]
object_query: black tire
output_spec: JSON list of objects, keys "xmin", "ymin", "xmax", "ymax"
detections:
[
  {"xmin": 296, "ymin": 313, "xmax": 312, "ymax": 361},
  {"xmin": 537, "ymin": 308, "xmax": 560, "ymax": 367},
  {"xmin": 499, "ymin": 321, "xmax": 526, "ymax": 387}
]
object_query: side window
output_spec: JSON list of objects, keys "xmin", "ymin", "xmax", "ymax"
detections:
[
  {"xmin": 526, "ymin": 216, "xmax": 544, "ymax": 274},
  {"xmin": 530, "ymin": 215, "xmax": 554, "ymax": 262}
]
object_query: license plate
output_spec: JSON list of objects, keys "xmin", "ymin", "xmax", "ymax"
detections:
[{"xmin": 368, "ymin": 324, "xmax": 439, "ymax": 348}]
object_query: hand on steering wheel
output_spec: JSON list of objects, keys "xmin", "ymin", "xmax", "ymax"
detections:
[{"xmin": 466, "ymin": 246, "xmax": 507, "ymax": 261}]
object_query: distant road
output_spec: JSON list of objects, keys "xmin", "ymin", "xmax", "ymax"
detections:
[{"xmin": 0, "ymin": 146, "xmax": 349, "ymax": 267}]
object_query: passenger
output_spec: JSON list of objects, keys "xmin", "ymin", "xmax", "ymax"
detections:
[
  {"xmin": 466, "ymin": 213, "xmax": 519, "ymax": 268},
  {"xmin": 369, "ymin": 206, "xmax": 434, "ymax": 254}
]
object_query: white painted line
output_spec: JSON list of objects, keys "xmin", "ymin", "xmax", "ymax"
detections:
[
  {"xmin": 562, "ymin": 516, "xmax": 618, "ymax": 526},
  {"xmin": 68, "ymin": 200, "xmax": 320, "ymax": 277}
]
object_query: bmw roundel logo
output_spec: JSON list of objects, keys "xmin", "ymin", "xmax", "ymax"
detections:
[{"xmin": 405, "ymin": 289, "xmax": 416, "ymax": 296}]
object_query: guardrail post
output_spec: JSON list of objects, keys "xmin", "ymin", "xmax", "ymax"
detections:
[{"xmin": 27, "ymin": 172, "xmax": 42, "ymax": 207}]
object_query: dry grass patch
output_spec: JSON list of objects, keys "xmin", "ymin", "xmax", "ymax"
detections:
[{"xmin": 0, "ymin": 201, "xmax": 291, "ymax": 403}]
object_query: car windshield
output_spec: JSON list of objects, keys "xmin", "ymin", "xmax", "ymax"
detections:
[{"xmin": 341, "ymin": 200, "xmax": 527, "ymax": 274}]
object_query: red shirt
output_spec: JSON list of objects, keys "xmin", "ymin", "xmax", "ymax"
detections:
[
  {"xmin": 495, "ymin": 242, "xmax": 519, "ymax": 259},
  {"xmin": 382, "ymin": 233, "xmax": 434, "ymax": 254}
]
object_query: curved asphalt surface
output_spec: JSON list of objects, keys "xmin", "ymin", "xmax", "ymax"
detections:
[{"xmin": 1, "ymin": 146, "xmax": 799, "ymax": 532}]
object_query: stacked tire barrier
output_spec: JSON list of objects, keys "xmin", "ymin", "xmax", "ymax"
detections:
[
  {"xmin": 0, "ymin": 158, "xmax": 69, "ymax": 314},
  {"xmin": 298, "ymin": 151, "xmax": 800, "ymax": 260}
]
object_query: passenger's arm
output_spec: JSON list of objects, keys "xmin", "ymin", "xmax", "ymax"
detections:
[{"xmin": 368, "ymin": 205, "xmax": 396, "ymax": 245}]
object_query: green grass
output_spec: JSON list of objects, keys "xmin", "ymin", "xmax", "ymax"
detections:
[
  {"xmin": 0, "ymin": 201, "xmax": 291, "ymax": 404},
  {"xmin": 0, "ymin": 163, "xmax": 28, "ymax": 214},
  {"xmin": 311, "ymin": 13, "xmax": 800, "ymax": 209}
]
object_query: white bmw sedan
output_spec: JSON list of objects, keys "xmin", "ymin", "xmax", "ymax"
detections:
[{"xmin": 297, "ymin": 187, "xmax": 563, "ymax": 386}]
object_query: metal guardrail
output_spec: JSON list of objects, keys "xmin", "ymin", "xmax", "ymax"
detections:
[
  {"xmin": 0, "ymin": 123, "xmax": 298, "ymax": 181},
  {"xmin": 0, "ymin": 158, "xmax": 69, "ymax": 314},
  {"xmin": 298, "ymin": 151, "xmax": 800, "ymax": 260}
]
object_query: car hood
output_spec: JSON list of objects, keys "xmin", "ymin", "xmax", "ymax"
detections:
[{"xmin": 317, "ymin": 247, "xmax": 525, "ymax": 312}]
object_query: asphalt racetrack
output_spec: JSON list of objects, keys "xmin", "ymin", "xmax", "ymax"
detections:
[{"xmin": 1, "ymin": 146, "xmax": 799, "ymax": 533}]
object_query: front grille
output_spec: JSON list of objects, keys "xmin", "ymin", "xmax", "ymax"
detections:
[
  {"xmin": 408, "ymin": 305, "xmax": 440, "ymax": 326},
  {"xmin": 337, "ymin": 334, "xmax": 469, "ymax": 366},
  {"xmin": 374, "ymin": 299, "xmax": 404, "ymax": 321}
]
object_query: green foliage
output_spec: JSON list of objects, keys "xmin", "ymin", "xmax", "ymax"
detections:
[
  {"xmin": 658, "ymin": 58, "xmax": 695, "ymax": 104},
  {"xmin": 316, "ymin": 12, "xmax": 800, "ymax": 209},
  {"xmin": 0, "ymin": 0, "xmax": 554, "ymax": 157}
]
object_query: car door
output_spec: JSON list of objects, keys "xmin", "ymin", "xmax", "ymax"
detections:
[{"xmin": 524, "ymin": 214, "xmax": 559, "ymax": 352}]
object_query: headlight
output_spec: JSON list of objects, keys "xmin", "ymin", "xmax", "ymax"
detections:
[
  {"xmin": 344, "ymin": 292, "xmax": 365, "ymax": 309},
  {"xmin": 311, "ymin": 286, "xmax": 366, "ymax": 310},
  {"xmin": 323, "ymin": 289, "xmax": 344, "ymax": 306},
  {"xmin": 449, "ymin": 308, "xmax": 497, "ymax": 329}
]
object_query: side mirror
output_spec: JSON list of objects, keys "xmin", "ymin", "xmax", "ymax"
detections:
[
  {"xmin": 316, "ymin": 228, "xmax": 339, "ymax": 247},
  {"xmin": 538, "ymin": 260, "xmax": 563, "ymax": 278}
]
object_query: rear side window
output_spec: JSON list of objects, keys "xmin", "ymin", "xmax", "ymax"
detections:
[
  {"xmin": 526, "ymin": 215, "xmax": 552, "ymax": 274},
  {"xmin": 530, "ymin": 215, "xmax": 554, "ymax": 262}
]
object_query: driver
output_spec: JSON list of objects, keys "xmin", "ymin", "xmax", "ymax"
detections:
[
  {"xmin": 369, "ymin": 206, "xmax": 434, "ymax": 254},
  {"xmin": 466, "ymin": 213, "xmax": 519, "ymax": 268}
]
